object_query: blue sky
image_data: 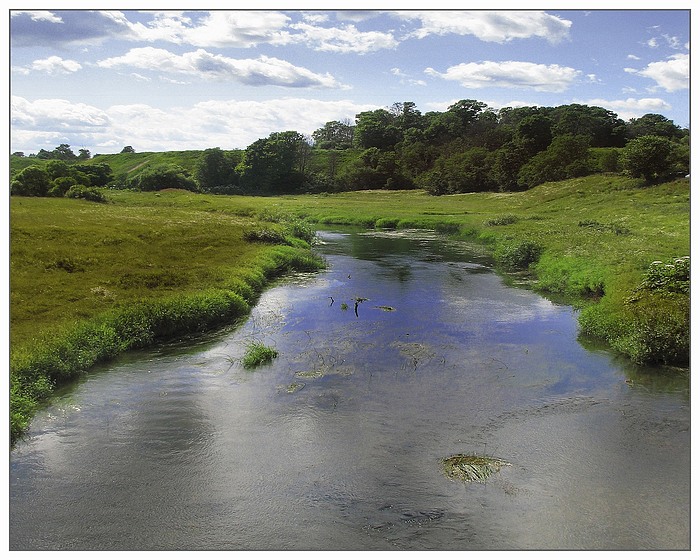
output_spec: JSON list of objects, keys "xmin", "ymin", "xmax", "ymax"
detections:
[{"xmin": 7, "ymin": 5, "xmax": 691, "ymax": 155}]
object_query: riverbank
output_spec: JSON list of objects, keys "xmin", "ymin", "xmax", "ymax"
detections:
[
  {"xmin": 254, "ymin": 174, "xmax": 689, "ymax": 367},
  {"xmin": 9, "ymin": 194, "xmax": 324, "ymax": 442},
  {"xmin": 9, "ymin": 174, "xmax": 689, "ymax": 442}
]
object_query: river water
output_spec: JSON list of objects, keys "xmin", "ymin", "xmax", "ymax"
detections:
[{"xmin": 9, "ymin": 229, "xmax": 690, "ymax": 551}]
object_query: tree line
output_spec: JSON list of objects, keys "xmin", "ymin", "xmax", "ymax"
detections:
[{"xmin": 10, "ymin": 100, "xmax": 689, "ymax": 198}]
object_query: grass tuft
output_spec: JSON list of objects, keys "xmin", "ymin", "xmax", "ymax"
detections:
[{"xmin": 241, "ymin": 341, "xmax": 278, "ymax": 369}]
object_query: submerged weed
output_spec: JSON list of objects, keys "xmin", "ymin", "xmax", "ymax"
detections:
[{"xmin": 442, "ymin": 454, "xmax": 511, "ymax": 483}]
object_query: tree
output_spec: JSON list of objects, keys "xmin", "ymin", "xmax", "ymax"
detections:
[
  {"xmin": 490, "ymin": 140, "xmax": 532, "ymax": 191},
  {"xmin": 389, "ymin": 101, "xmax": 424, "ymax": 131},
  {"xmin": 550, "ymin": 104, "xmax": 626, "ymax": 147},
  {"xmin": 354, "ymin": 109, "xmax": 401, "ymax": 150},
  {"xmin": 422, "ymin": 147, "xmax": 495, "ymax": 195},
  {"xmin": 620, "ymin": 135, "xmax": 674, "ymax": 183},
  {"xmin": 52, "ymin": 143, "xmax": 78, "ymax": 161},
  {"xmin": 45, "ymin": 160, "xmax": 71, "ymax": 180},
  {"xmin": 120, "ymin": 146, "xmax": 136, "ymax": 153},
  {"xmin": 10, "ymin": 166, "xmax": 51, "ymax": 196},
  {"xmin": 518, "ymin": 134, "xmax": 592, "ymax": 189},
  {"xmin": 237, "ymin": 131, "xmax": 310, "ymax": 193},
  {"xmin": 195, "ymin": 148, "xmax": 238, "ymax": 191},
  {"xmin": 626, "ymin": 114, "xmax": 683, "ymax": 140},
  {"xmin": 515, "ymin": 114, "xmax": 553, "ymax": 154},
  {"xmin": 312, "ymin": 120, "xmax": 354, "ymax": 149},
  {"xmin": 72, "ymin": 162, "xmax": 114, "ymax": 186}
]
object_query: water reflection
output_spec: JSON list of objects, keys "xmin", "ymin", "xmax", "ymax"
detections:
[{"xmin": 10, "ymin": 229, "xmax": 689, "ymax": 551}]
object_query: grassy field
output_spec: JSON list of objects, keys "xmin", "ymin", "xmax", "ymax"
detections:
[
  {"xmin": 9, "ymin": 174, "xmax": 689, "ymax": 442},
  {"xmin": 9, "ymin": 191, "xmax": 323, "ymax": 441}
]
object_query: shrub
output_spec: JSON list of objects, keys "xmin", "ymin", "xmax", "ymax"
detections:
[
  {"xmin": 639, "ymin": 256, "xmax": 689, "ymax": 294},
  {"xmin": 615, "ymin": 292, "xmax": 689, "ymax": 365},
  {"xmin": 494, "ymin": 239, "xmax": 544, "ymax": 271},
  {"xmin": 11, "ymin": 165, "xmax": 51, "ymax": 196},
  {"xmin": 65, "ymin": 185, "xmax": 107, "ymax": 203},
  {"xmin": 620, "ymin": 135, "xmax": 674, "ymax": 183},
  {"xmin": 243, "ymin": 227, "xmax": 287, "ymax": 244},
  {"xmin": 484, "ymin": 214, "xmax": 518, "ymax": 226}
]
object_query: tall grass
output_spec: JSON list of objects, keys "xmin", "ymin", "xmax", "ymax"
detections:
[{"xmin": 10, "ymin": 193, "xmax": 324, "ymax": 442}]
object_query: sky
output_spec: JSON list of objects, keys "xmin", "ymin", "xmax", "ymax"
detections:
[{"xmin": 6, "ymin": 4, "xmax": 692, "ymax": 156}]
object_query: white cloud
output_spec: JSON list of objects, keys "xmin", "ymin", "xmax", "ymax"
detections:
[
  {"xmin": 277, "ymin": 22, "xmax": 398, "ymax": 53},
  {"xmin": 97, "ymin": 47, "xmax": 345, "ymax": 89},
  {"xmin": 626, "ymin": 53, "xmax": 688, "ymax": 92},
  {"xmin": 397, "ymin": 11, "xmax": 571, "ymax": 44},
  {"xmin": 627, "ymin": 54, "xmax": 641, "ymax": 60},
  {"xmin": 578, "ymin": 97, "xmax": 672, "ymax": 120},
  {"xmin": 425, "ymin": 60, "xmax": 580, "ymax": 92},
  {"xmin": 10, "ymin": 96, "xmax": 380, "ymax": 154},
  {"xmin": 10, "ymin": 10, "xmax": 63, "ymax": 23},
  {"xmin": 30, "ymin": 56, "xmax": 82, "ymax": 74},
  {"xmin": 11, "ymin": 96, "xmax": 110, "ymax": 130}
]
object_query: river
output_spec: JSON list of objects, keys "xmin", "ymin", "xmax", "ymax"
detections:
[{"xmin": 9, "ymin": 229, "xmax": 690, "ymax": 550}]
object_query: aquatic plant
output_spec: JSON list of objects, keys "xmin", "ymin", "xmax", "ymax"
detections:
[
  {"xmin": 442, "ymin": 454, "xmax": 511, "ymax": 483},
  {"xmin": 242, "ymin": 341, "xmax": 278, "ymax": 369}
]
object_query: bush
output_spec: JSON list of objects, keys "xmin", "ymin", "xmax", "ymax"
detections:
[
  {"xmin": 616, "ymin": 292, "xmax": 689, "ymax": 365},
  {"xmin": 132, "ymin": 164, "xmax": 198, "ymax": 192},
  {"xmin": 65, "ymin": 185, "xmax": 107, "ymax": 203},
  {"xmin": 494, "ymin": 239, "xmax": 544, "ymax": 270},
  {"xmin": 484, "ymin": 214, "xmax": 518, "ymax": 226},
  {"xmin": 11, "ymin": 165, "xmax": 51, "ymax": 196},
  {"xmin": 639, "ymin": 256, "xmax": 689, "ymax": 294},
  {"xmin": 243, "ymin": 227, "xmax": 287, "ymax": 244},
  {"xmin": 620, "ymin": 135, "xmax": 674, "ymax": 183}
]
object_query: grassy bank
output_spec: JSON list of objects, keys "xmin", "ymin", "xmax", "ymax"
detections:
[
  {"xmin": 251, "ymin": 174, "xmax": 689, "ymax": 366},
  {"xmin": 10, "ymin": 175, "xmax": 689, "ymax": 441},
  {"xmin": 10, "ymin": 191, "xmax": 324, "ymax": 442}
]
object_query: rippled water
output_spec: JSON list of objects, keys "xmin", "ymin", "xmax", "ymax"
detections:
[{"xmin": 10, "ymin": 229, "xmax": 690, "ymax": 550}]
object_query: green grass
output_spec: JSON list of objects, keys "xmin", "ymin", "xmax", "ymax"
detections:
[
  {"xmin": 9, "ymin": 174, "xmax": 689, "ymax": 442},
  {"xmin": 258, "ymin": 175, "xmax": 689, "ymax": 366},
  {"xmin": 9, "ymin": 190, "xmax": 324, "ymax": 442},
  {"xmin": 241, "ymin": 341, "xmax": 279, "ymax": 369}
]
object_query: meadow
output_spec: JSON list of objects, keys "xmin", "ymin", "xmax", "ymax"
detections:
[{"xmin": 9, "ymin": 174, "xmax": 689, "ymax": 441}]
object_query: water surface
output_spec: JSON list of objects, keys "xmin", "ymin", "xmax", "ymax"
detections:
[{"xmin": 10, "ymin": 229, "xmax": 690, "ymax": 550}]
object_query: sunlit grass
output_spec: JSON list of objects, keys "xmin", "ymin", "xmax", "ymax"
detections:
[{"xmin": 9, "ymin": 191, "xmax": 324, "ymax": 442}]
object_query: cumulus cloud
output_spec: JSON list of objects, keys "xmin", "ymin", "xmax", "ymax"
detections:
[
  {"xmin": 396, "ymin": 10, "xmax": 572, "ymax": 44},
  {"xmin": 578, "ymin": 97, "xmax": 672, "ymax": 120},
  {"xmin": 276, "ymin": 22, "xmax": 398, "ymax": 53},
  {"xmin": 145, "ymin": 11, "xmax": 291, "ymax": 48},
  {"xmin": 11, "ymin": 10, "xmax": 63, "ymax": 24},
  {"xmin": 11, "ymin": 96, "xmax": 110, "ymax": 130},
  {"xmin": 425, "ymin": 60, "xmax": 580, "ymax": 92},
  {"xmin": 96, "ymin": 47, "xmax": 345, "ymax": 88},
  {"xmin": 10, "ymin": 96, "xmax": 379, "ymax": 154},
  {"xmin": 625, "ymin": 53, "xmax": 688, "ymax": 92},
  {"xmin": 28, "ymin": 56, "xmax": 82, "ymax": 74}
]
